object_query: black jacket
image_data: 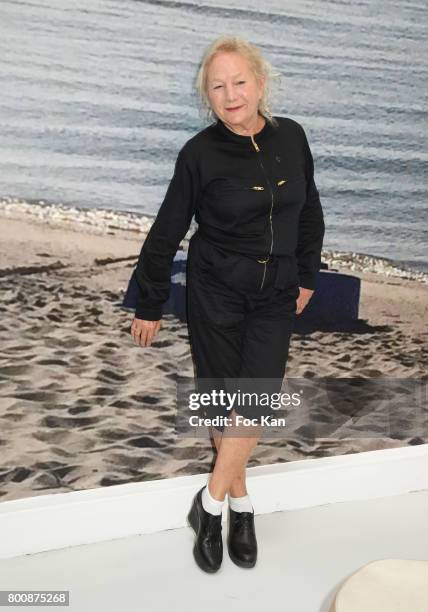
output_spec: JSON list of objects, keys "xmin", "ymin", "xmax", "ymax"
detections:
[{"xmin": 135, "ymin": 115, "xmax": 325, "ymax": 320}]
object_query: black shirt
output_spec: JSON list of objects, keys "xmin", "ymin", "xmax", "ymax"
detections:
[{"xmin": 135, "ymin": 115, "xmax": 325, "ymax": 320}]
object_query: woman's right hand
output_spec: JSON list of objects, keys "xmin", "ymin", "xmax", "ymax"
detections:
[{"xmin": 131, "ymin": 317, "xmax": 162, "ymax": 347}]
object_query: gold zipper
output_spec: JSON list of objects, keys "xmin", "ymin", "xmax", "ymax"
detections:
[
  {"xmin": 250, "ymin": 133, "xmax": 274, "ymax": 291},
  {"xmin": 250, "ymin": 134, "xmax": 260, "ymax": 152}
]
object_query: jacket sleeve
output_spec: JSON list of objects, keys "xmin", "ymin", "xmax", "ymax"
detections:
[
  {"xmin": 295, "ymin": 125, "xmax": 325, "ymax": 291},
  {"xmin": 134, "ymin": 147, "xmax": 199, "ymax": 320}
]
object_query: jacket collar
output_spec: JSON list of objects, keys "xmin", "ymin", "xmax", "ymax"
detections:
[{"xmin": 214, "ymin": 114, "xmax": 277, "ymax": 145}]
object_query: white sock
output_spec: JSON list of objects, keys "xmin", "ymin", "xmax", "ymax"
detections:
[
  {"xmin": 228, "ymin": 493, "xmax": 253, "ymax": 513},
  {"xmin": 201, "ymin": 484, "xmax": 225, "ymax": 516}
]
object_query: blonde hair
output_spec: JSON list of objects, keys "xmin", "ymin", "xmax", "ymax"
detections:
[{"xmin": 195, "ymin": 35, "xmax": 280, "ymax": 127}]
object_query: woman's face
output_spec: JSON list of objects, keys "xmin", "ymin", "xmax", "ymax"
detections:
[{"xmin": 206, "ymin": 51, "xmax": 265, "ymax": 128}]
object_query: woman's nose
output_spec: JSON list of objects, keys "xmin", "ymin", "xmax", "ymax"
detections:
[{"xmin": 225, "ymin": 84, "xmax": 237, "ymax": 102}]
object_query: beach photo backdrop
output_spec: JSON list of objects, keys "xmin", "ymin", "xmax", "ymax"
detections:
[{"xmin": 0, "ymin": 0, "xmax": 426, "ymax": 502}]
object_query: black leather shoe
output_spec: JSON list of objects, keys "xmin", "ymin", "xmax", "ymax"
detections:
[
  {"xmin": 227, "ymin": 507, "xmax": 257, "ymax": 568},
  {"xmin": 187, "ymin": 486, "xmax": 223, "ymax": 573}
]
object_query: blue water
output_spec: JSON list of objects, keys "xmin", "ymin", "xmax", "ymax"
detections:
[{"xmin": 0, "ymin": 0, "xmax": 427, "ymax": 272}]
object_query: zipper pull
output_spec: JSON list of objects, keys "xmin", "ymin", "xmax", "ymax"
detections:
[
  {"xmin": 250, "ymin": 134, "xmax": 260, "ymax": 152},
  {"xmin": 277, "ymin": 179, "xmax": 287, "ymax": 186},
  {"xmin": 251, "ymin": 185, "xmax": 265, "ymax": 191}
]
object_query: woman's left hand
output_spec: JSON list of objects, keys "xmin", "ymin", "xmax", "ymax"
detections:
[{"xmin": 296, "ymin": 287, "xmax": 314, "ymax": 315}]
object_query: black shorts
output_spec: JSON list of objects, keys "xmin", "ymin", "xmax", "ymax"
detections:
[{"xmin": 185, "ymin": 231, "xmax": 299, "ymax": 432}]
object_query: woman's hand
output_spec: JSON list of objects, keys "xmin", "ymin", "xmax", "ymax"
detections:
[
  {"xmin": 296, "ymin": 287, "xmax": 314, "ymax": 315},
  {"xmin": 131, "ymin": 317, "xmax": 162, "ymax": 347}
]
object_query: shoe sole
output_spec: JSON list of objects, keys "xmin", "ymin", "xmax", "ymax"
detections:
[
  {"xmin": 227, "ymin": 544, "xmax": 257, "ymax": 568},
  {"xmin": 187, "ymin": 496, "xmax": 221, "ymax": 573}
]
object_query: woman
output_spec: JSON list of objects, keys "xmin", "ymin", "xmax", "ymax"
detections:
[{"xmin": 130, "ymin": 36, "xmax": 325, "ymax": 573}]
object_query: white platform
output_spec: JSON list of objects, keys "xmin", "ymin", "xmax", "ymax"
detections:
[
  {"xmin": 0, "ymin": 445, "xmax": 427, "ymax": 611},
  {"xmin": 0, "ymin": 488, "xmax": 427, "ymax": 611}
]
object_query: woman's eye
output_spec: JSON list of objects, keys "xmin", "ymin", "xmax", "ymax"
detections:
[{"xmin": 213, "ymin": 81, "xmax": 245, "ymax": 89}]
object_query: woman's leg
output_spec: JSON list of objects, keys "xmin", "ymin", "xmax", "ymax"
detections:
[
  {"xmin": 187, "ymin": 236, "xmax": 295, "ymax": 502},
  {"xmin": 210, "ymin": 425, "xmax": 251, "ymax": 498},
  {"xmin": 208, "ymin": 414, "xmax": 261, "ymax": 500},
  {"xmin": 206, "ymin": 282, "xmax": 298, "ymax": 501}
]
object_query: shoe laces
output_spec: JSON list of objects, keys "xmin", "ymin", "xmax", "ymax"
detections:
[{"xmin": 233, "ymin": 511, "xmax": 254, "ymax": 536}]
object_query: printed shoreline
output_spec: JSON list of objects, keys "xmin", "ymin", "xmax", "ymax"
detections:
[
  {"xmin": 1, "ymin": 196, "xmax": 427, "ymax": 284},
  {"xmin": 0, "ymin": 205, "xmax": 427, "ymax": 503}
]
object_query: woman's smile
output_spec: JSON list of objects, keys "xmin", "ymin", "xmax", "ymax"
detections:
[{"xmin": 225, "ymin": 105, "xmax": 244, "ymax": 112}]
